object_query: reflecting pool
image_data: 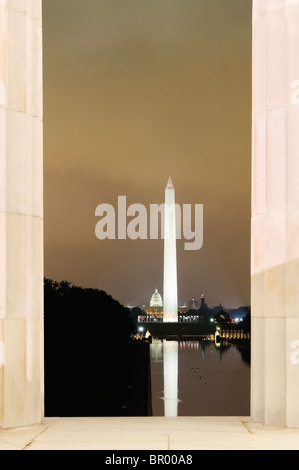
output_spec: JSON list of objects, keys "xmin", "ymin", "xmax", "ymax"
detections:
[{"xmin": 150, "ymin": 339, "xmax": 250, "ymax": 416}]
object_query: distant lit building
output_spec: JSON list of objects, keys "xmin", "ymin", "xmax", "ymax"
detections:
[
  {"xmin": 150, "ymin": 287, "xmax": 163, "ymax": 308},
  {"xmin": 178, "ymin": 295, "xmax": 206, "ymax": 323},
  {"xmin": 138, "ymin": 290, "xmax": 212, "ymax": 323},
  {"xmin": 188, "ymin": 297, "xmax": 200, "ymax": 310},
  {"xmin": 139, "ymin": 287, "xmax": 164, "ymax": 322},
  {"xmin": 178, "ymin": 302, "xmax": 188, "ymax": 315}
]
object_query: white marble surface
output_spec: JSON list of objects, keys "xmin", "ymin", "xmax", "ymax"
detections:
[
  {"xmin": 1, "ymin": 417, "xmax": 299, "ymax": 450},
  {"xmin": 1, "ymin": 0, "xmax": 299, "ymax": 432},
  {"xmin": 251, "ymin": 0, "xmax": 299, "ymax": 427},
  {"xmin": 0, "ymin": 0, "xmax": 43, "ymax": 429}
]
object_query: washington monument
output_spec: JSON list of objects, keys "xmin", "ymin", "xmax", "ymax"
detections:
[{"xmin": 163, "ymin": 177, "xmax": 178, "ymax": 323}]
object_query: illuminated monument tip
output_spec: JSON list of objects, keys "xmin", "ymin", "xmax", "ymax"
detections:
[
  {"xmin": 163, "ymin": 177, "xmax": 178, "ymax": 323},
  {"xmin": 166, "ymin": 176, "xmax": 173, "ymax": 188}
]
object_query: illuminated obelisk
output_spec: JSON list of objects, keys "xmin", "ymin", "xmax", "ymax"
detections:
[{"xmin": 163, "ymin": 177, "xmax": 178, "ymax": 322}]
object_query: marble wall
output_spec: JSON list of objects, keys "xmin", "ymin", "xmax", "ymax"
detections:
[
  {"xmin": 0, "ymin": 0, "xmax": 43, "ymax": 429},
  {"xmin": 0, "ymin": 0, "xmax": 298, "ymax": 429},
  {"xmin": 251, "ymin": 0, "xmax": 299, "ymax": 427}
]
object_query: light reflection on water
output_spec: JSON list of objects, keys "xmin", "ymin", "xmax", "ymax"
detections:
[
  {"xmin": 163, "ymin": 340, "xmax": 178, "ymax": 417},
  {"xmin": 150, "ymin": 339, "xmax": 250, "ymax": 416}
]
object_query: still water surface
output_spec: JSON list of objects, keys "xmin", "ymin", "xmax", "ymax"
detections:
[{"xmin": 150, "ymin": 339, "xmax": 250, "ymax": 416}]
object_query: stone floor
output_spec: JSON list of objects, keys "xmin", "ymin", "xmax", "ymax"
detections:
[{"xmin": 1, "ymin": 416, "xmax": 299, "ymax": 450}]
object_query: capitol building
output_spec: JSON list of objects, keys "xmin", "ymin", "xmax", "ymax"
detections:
[
  {"xmin": 141, "ymin": 287, "xmax": 164, "ymax": 321},
  {"xmin": 138, "ymin": 288, "xmax": 207, "ymax": 322}
]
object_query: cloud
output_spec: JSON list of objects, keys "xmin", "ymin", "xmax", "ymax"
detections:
[{"xmin": 43, "ymin": 0, "xmax": 252, "ymax": 308}]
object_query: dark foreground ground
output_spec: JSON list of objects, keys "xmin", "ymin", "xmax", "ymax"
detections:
[{"xmin": 45, "ymin": 339, "xmax": 152, "ymax": 417}]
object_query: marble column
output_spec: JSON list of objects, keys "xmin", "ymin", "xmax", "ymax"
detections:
[
  {"xmin": 0, "ymin": 0, "xmax": 43, "ymax": 428},
  {"xmin": 251, "ymin": 0, "xmax": 299, "ymax": 427}
]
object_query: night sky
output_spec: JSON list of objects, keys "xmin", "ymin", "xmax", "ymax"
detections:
[{"xmin": 43, "ymin": 0, "xmax": 252, "ymax": 309}]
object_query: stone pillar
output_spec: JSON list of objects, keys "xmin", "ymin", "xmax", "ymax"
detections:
[
  {"xmin": 0, "ymin": 0, "xmax": 43, "ymax": 428},
  {"xmin": 252, "ymin": 0, "xmax": 299, "ymax": 427}
]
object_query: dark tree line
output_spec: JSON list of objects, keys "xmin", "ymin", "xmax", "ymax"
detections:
[
  {"xmin": 44, "ymin": 278, "xmax": 135, "ymax": 348},
  {"xmin": 44, "ymin": 278, "xmax": 137, "ymax": 416}
]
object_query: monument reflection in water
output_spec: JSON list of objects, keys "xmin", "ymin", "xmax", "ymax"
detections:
[
  {"xmin": 150, "ymin": 339, "xmax": 250, "ymax": 417},
  {"xmin": 163, "ymin": 340, "xmax": 179, "ymax": 417}
]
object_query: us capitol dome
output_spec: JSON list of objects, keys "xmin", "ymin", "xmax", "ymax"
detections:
[
  {"xmin": 150, "ymin": 287, "xmax": 163, "ymax": 308},
  {"xmin": 137, "ymin": 289, "xmax": 208, "ymax": 323},
  {"xmin": 139, "ymin": 287, "xmax": 164, "ymax": 322}
]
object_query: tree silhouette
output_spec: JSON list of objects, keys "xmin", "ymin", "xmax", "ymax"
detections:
[
  {"xmin": 215, "ymin": 310, "xmax": 231, "ymax": 325},
  {"xmin": 44, "ymin": 278, "xmax": 140, "ymax": 417}
]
